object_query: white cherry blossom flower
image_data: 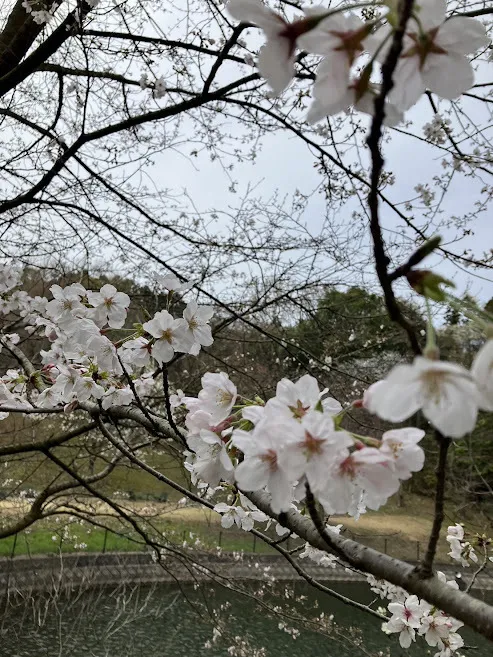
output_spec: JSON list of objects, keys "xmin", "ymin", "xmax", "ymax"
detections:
[
  {"xmin": 278, "ymin": 410, "xmax": 353, "ymax": 492},
  {"xmin": 471, "ymin": 339, "xmax": 493, "ymax": 411},
  {"xmin": 380, "ymin": 427, "xmax": 425, "ymax": 480},
  {"xmin": 101, "ymin": 386, "xmax": 133, "ymax": 410},
  {"xmin": 227, "ymin": 0, "xmax": 323, "ymax": 95},
  {"xmin": 382, "ymin": 1, "xmax": 489, "ymax": 110},
  {"xmin": 299, "ymin": 543, "xmax": 337, "ymax": 568},
  {"xmin": 213, "ymin": 503, "xmax": 262, "ymax": 531},
  {"xmin": 307, "ymin": 76, "xmax": 403, "ymax": 126},
  {"xmin": 266, "ymin": 374, "xmax": 340, "ymax": 420},
  {"xmin": 183, "ymin": 301, "xmax": 214, "ymax": 355},
  {"xmin": 119, "ymin": 337, "xmax": 151, "ymax": 368},
  {"xmin": 143, "ymin": 310, "xmax": 192, "ymax": 364},
  {"xmin": 300, "ymin": 13, "xmax": 372, "ymax": 107},
  {"xmin": 45, "ymin": 283, "xmax": 86, "ymax": 322},
  {"xmin": 87, "ymin": 284, "xmax": 130, "ymax": 329},
  {"xmin": 189, "ymin": 429, "xmax": 234, "ymax": 487},
  {"xmin": 169, "ymin": 389, "xmax": 185, "ymax": 408},
  {"xmin": 364, "ymin": 357, "xmax": 480, "ymax": 438},
  {"xmin": 156, "ymin": 273, "xmax": 193, "ymax": 294},
  {"xmin": 0, "ymin": 263, "xmax": 21, "ymax": 293},
  {"xmin": 233, "ymin": 425, "xmax": 294, "ymax": 513},
  {"xmin": 386, "ymin": 595, "xmax": 424, "ymax": 648},
  {"xmin": 36, "ymin": 386, "xmax": 64, "ymax": 408},
  {"xmin": 418, "ymin": 613, "xmax": 455, "ymax": 647},
  {"xmin": 73, "ymin": 376, "xmax": 105, "ymax": 402},
  {"xmin": 318, "ymin": 447, "xmax": 399, "ymax": 515},
  {"xmin": 51, "ymin": 364, "xmax": 81, "ymax": 402},
  {"xmin": 197, "ymin": 372, "xmax": 237, "ymax": 424},
  {"xmin": 87, "ymin": 334, "xmax": 123, "ymax": 375},
  {"xmin": 434, "ymin": 632, "xmax": 464, "ymax": 657}
]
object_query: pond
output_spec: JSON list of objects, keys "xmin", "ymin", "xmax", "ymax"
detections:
[{"xmin": 1, "ymin": 580, "xmax": 491, "ymax": 657}]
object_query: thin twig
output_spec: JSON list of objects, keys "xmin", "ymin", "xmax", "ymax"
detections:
[{"xmin": 417, "ymin": 431, "xmax": 451, "ymax": 577}]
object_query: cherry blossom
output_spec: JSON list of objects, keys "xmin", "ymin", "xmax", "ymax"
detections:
[
  {"xmin": 119, "ymin": 337, "xmax": 151, "ymax": 368},
  {"xmin": 471, "ymin": 339, "xmax": 493, "ymax": 411},
  {"xmin": 227, "ymin": 0, "xmax": 323, "ymax": 95},
  {"xmin": 386, "ymin": 595, "xmax": 424, "ymax": 648},
  {"xmin": 379, "ymin": 428, "xmax": 425, "ymax": 480},
  {"xmin": 87, "ymin": 284, "xmax": 130, "ymax": 329},
  {"xmin": 101, "ymin": 386, "xmax": 134, "ymax": 410},
  {"xmin": 418, "ymin": 612, "xmax": 458, "ymax": 648},
  {"xmin": 142, "ymin": 310, "xmax": 191, "ymax": 364},
  {"xmin": 232, "ymin": 424, "xmax": 294, "ymax": 513},
  {"xmin": 299, "ymin": 543, "xmax": 337, "ymax": 568},
  {"xmin": 307, "ymin": 78, "xmax": 403, "ymax": 126},
  {"xmin": 278, "ymin": 410, "xmax": 353, "ymax": 492},
  {"xmin": 188, "ymin": 429, "xmax": 234, "ymax": 487},
  {"xmin": 87, "ymin": 334, "xmax": 123, "ymax": 375},
  {"xmin": 45, "ymin": 284, "xmax": 87, "ymax": 323},
  {"xmin": 266, "ymin": 374, "xmax": 340, "ymax": 420},
  {"xmin": 213, "ymin": 502, "xmax": 265, "ymax": 531},
  {"xmin": 318, "ymin": 447, "xmax": 400, "ymax": 515},
  {"xmin": 197, "ymin": 372, "xmax": 237, "ymax": 424},
  {"xmin": 73, "ymin": 376, "xmax": 105, "ymax": 402},
  {"xmin": 183, "ymin": 301, "xmax": 214, "ymax": 355},
  {"xmin": 156, "ymin": 273, "xmax": 193, "ymax": 294},
  {"xmin": 0, "ymin": 263, "xmax": 21, "ymax": 293},
  {"xmin": 364, "ymin": 357, "xmax": 480, "ymax": 438},
  {"xmin": 381, "ymin": 1, "xmax": 489, "ymax": 111}
]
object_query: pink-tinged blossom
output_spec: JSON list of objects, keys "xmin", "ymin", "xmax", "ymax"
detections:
[
  {"xmin": 418, "ymin": 613, "xmax": 457, "ymax": 648},
  {"xmin": 386, "ymin": 595, "xmax": 424, "ymax": 648},
  {"xmin": 233, "ymin": 425, "xmax": 294, "ymax": 513},
  {"xmin": 87, "ymin": 284, "xmax": 130, "ymax": 329},
  {"xmin": 471, "ymin": 339, "xmax": 493, "ymax": 411},
  {"xmin": 318, "ymin": 447, "xmax": 399, "ymax": 515},
  {"xmin": 364, "ymin": 357, "xmax": 480, "ymax": 438},
  {"xmin": 101, "ymin": 386, "xmax": 133, "ymax": 410},
  {"xmin": 143, "ymin": 310, "xmax": 191, "ymax": 365},
  {"xmin": 197, "ymin": 372, "xmax": 237, "ymax": 424},
  {"xmin": 381, "ymin": 0, "xmax": 489, "ymax": 110},
  {"xmin": 227, "ymin": 0, "xmax": 323, "ymax": 95},
  {"xmin": 278, "ymin": 410, "xmax": 353, "ymax": 492},
  {"xmin": 183, "ymin": 301, "xmax": 214, "ymax": 355},
  {"xmin": 380, "ymin": 428, "xmax": 425, "ymax": 480}
]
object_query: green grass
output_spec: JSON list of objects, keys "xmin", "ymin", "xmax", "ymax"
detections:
[{"xmin": 0, "ymin": 518, "xmax": 276, "ymax": 558}]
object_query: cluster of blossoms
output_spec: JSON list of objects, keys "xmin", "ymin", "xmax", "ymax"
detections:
[
  {"xmin": 370, "ymin": 573, "xmax": 465, "ymax": 655},
  {"xmin": 181, "ymin": 371, "xmax": 425, "ymax": 518},
  {"xmin": 227, "ymin": 0, "xmax": 489, "ymax": 125},
  {"xmin": 446, "ymin": 524, "xmax": 481, "ymax": 567},
  {"xmin": 0, "ymin": 269, "xmax": 212, "ymax": 415}
]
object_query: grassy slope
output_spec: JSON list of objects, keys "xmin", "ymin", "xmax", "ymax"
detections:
[{"xmin": 0, "ymin": 493, "xmax": 490, "ymax": 563}]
